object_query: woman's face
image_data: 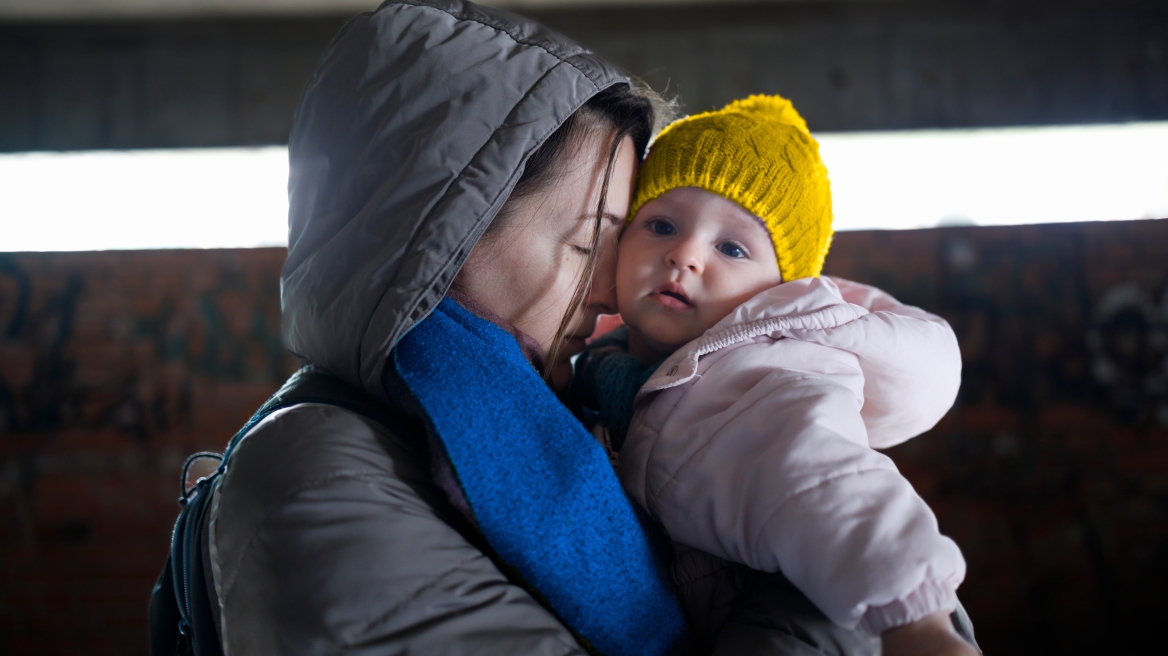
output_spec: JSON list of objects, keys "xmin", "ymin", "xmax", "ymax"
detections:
[{"xmin": 455, "ymin": 132, "xmax": 637, "ymax": 388}]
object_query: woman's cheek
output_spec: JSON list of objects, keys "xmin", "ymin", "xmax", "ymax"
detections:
[{"xmin": 527, "ymin": 244, "xmax": 580, "ymax": 353}]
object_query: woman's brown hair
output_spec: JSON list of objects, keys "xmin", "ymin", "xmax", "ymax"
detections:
[{"xmin": 491, "ymin": 82, "xmax": 671, "ymax": 380}]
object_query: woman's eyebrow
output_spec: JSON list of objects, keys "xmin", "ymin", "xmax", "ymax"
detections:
[{"xmin": 579, "ymin": 212, "xmax": 627, "ymax": 224}]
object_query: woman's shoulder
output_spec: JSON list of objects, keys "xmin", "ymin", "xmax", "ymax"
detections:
[
  {"xmin": 208, "ymin": 401, "xmax": 586, "ymax": 654},
  {"xmin": 210, "ymin": 402, "xmax": 440, "ymax": 598},
  {"xmin": 218, "ymin": 402, "xmax": 429, "ymax": 510}
]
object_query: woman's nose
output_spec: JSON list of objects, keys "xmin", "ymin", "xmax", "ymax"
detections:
[
  {"xmin": 666, "ymin": 239, "xmax": 704, "ymax": 274},
  {"xmin": 585, "ymin": 228, "xmax": 620, "ymax": 315}
]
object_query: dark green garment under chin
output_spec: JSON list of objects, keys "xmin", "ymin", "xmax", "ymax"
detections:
[{"xmin": 571, "ymin": 326, "xmax": 663, "ymax": 453}]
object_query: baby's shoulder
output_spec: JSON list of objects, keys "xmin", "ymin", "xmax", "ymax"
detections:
[{"xmin": 696, "ymin": 334, "xmax": 863, "ymax": 380}]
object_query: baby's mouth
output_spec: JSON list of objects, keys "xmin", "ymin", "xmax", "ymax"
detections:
[{"xmin": 652, "ymin": 283, "xmax": 693, "ymax": 308}]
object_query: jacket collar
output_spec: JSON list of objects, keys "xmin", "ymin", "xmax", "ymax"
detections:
[{"xmin": 641, "ymin": 277, "xmax": 868, "ymax": 392}]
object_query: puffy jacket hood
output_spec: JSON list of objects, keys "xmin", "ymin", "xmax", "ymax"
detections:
[{"xmin": 281, "ymin": 0, "xmax": 629, "ymax": 399}]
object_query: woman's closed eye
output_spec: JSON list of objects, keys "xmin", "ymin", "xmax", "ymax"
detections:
[{"xmin": 717, "ymin": 241, "xmax": 748, "ymax": 258}]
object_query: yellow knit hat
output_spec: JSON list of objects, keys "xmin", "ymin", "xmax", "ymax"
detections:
[{"xmin": 629, "ymin": 95, "xmax": 834, "ymax": 281}]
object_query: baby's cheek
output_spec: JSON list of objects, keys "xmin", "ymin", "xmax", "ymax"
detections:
[
  {"xmin": 693, "ymin": 310, "xmax": 725, "ymax": 340},
  {"xmin": 613, "ymin": 251, "xmax": 641, "ymax": 310},
  {"xmin": 704, "ymin": 296, "xmax": 737, "ymax": 324}
]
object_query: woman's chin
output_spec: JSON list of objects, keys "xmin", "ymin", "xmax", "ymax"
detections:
[
  {"xmin": 548, "ymin": 358, "xmax": 574, "ymax": 393},
  {"xmin": 564, "ymin": 335, "xmax": 588, "ymax": 355}
]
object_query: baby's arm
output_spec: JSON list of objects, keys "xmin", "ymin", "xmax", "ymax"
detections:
[
  {"xmin": 622, "ymin": 340, "xmax": 966, "ymax": 635},
  {"xmin": 803, "ymin": 277, "xmax": 962, "ymax": 448}
]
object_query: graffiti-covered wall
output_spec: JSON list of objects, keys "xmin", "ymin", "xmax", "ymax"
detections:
[
  {"xmin": 0, "ymin": 249, "xmax": 295, "ymax": 653},
  {"xmin": 2, "ymin": 220, "xmax": 1167, "ymax": 654},
  {"xmin": 825, "ymin": 219, "xmax": 1168, "ymax": 654}
]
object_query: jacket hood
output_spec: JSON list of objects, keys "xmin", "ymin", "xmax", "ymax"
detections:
[
  {"xmin": 281, "ymin": 0, "xmax": 629, "ymax": 399},
  {"xmin": 643, "ymin": 278, "xmax": 867, "ymax": 392}
]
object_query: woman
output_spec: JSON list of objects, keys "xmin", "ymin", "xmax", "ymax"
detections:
[
  {"xmin": 202, "ymin": 1, "xmax": 975, "ymax": 654},
  {"xmin": 207, "ymin": 1, "xmax": 680, "ymax": 653}
]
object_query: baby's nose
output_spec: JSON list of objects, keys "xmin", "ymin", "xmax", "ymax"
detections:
[{"xmin": 667, "ymin": 241, "xmax": 704, "ymax": 272}]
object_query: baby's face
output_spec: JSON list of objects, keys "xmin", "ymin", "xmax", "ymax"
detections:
[{"xmin": 617, "ymin": 187, "xmax": 783, "ymax": 358}]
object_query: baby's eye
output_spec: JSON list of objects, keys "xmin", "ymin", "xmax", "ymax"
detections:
[
  {"xmin": 718, "ymin": 242, "xmax": 746, "ymax": 258},
  {"xmin": 647, "ymin": 219, "xmax": 676, "ymax": 236}
]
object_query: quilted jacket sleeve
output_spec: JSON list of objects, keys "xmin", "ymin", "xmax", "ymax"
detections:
[
  {"xmin": 621, "ymin": 340, "xmax": 966, "ymax": 633},
  {"xmin": 209, "ymin": 403, "xmax": 587, "ymax": 656},
  {"xmin": 817, "ymin": 277, "xmax": 962, "ymax": 448}
]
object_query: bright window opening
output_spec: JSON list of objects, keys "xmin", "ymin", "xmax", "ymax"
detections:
[
  {"xmin": 818, "ymin": 122, "xmax": 1168, "ymax": 231},
  {"xmin": 1, "ymin": 146, "xmax": 289, "ymax": 252},
  {"xmin": 2, "ymin": 122, "xmax": 1167, "ymax": 252}
]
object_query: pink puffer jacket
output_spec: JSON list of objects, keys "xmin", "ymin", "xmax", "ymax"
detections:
[{"xmin": 618, "ymin": 276, "xmax": 966, "ymax": 633}]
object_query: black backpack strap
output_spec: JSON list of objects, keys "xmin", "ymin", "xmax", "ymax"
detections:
[
  {"xmin": 150, "ymin": 366, "xmax": 401, "ymax": 656},
  {"xmin": 148, "ymin": 556, "xmax": 183, "ymax": 655}
]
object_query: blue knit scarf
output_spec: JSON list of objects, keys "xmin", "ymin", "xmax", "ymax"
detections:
[{"xmin": 394, "ymin": 298, "xmax": 688, "ymax": 656}]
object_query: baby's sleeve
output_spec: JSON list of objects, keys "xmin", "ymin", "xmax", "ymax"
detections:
[{"xmin": 812, "ymin": 277, "xmax": 962, "ymax": 448}]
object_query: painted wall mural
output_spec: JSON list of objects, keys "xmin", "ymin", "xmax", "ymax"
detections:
[
  {"xmin": 825, "ymin": 219, "xmax": 1168, "ymax": 654},
  {"xmin": 0, "ymin": 249, "xmax": 295, "ymax": 653},
  {"xmin": 1, "ymin": 220, "xmax": 1167, "ymax": 654}
]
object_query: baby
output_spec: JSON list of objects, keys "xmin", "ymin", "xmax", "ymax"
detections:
[{"xmin": 574, "ymin": 96, "xmax": 977, "ymax": 653}]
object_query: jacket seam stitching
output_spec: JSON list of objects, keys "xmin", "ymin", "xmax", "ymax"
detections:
[
  {"xmin": 697, "ymin": 305, "xmax": 865, "ymax": 357},
  {"xmin": 394, "ymin": 0, "xmax": 606, "ymax": 85},
  {"xmin": 644, "ymin": 304, "xmax": 866, "ymax": 391}
]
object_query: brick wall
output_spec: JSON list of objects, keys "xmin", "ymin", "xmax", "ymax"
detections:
[
  {"xmin": 0, "ymin": 249, "xmax": 294, "ymax": 654},
  {"xmin": 2, "ymin": 219, "xmax": 1166, "ymax": 653},
  {"xmin": 824, "ymin": 219, "xmax": 1168, "ymax": 653}
]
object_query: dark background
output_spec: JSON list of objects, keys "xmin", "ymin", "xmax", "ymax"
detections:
[
  {"xmin": 4, "ymin": 0, "xmax": 1168, "ymax": 151},
  {"xmin": 2, "ymin": 0, "xmax": 1167, "ymax": 653}
]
